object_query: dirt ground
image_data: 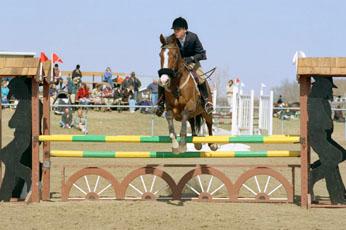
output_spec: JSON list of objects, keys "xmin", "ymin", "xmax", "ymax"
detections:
[{"xmin": 0, "ymin": 109, "xmax": 346, "ymax": 230}]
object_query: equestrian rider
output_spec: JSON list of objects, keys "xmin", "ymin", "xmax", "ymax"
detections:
[{"xmin": 156, "ymin": 17, "xmax": 214, "ymax": 116}]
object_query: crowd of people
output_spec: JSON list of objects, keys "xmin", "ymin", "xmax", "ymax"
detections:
[{"xmin": 50, "ymin": 65, "xmax": 159, "ymax": 112}]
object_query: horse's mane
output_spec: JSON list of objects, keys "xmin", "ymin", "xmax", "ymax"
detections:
[{"xmin": 166, "ymin": 34, "xmax": 178, "ymax": 46}]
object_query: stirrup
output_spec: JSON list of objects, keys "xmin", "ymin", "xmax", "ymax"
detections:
[{"xmin": 204, "ymin": 102, "xmax": 214, "ymax": 114}]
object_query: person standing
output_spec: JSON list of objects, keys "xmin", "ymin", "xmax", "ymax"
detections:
[
  {"xmin": 53, "ymin": 64, "xmax": 63, "ymax": 90},
  {"xmin": 128, "ymin": 72, "xmax": 141, "ymax": 101},
  {"xmin": 72, "ymin": 64, "xmax": 82, "ymax": 85},
  {"xmin": 67, "ymin": 76, "xmax": 78, "ymax": 104},
  {"xmin": 226, "ymin": 80, "xmax": 234, "ymax": 109},
  {"xmin": 147, "ymin": 79, "xmax": 159, "ymax": 106}
]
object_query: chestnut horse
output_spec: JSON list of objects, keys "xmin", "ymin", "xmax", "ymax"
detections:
[{"xmin": 158, "ymin": 34, "xmax": 218, "ymax": 154}]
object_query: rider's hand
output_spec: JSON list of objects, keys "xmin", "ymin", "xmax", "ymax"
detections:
[{"xmin": 184, "ymin": 57, "xmax": 194, "ymax": 64}]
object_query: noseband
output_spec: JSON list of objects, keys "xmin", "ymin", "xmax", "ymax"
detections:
[
  {"xmin": 158, "ymin": 68, "xmax": 177, "ymax": 78},
  {"xmin": 158, "ymin": 45, "xmax": 180, "ymax": 79}
]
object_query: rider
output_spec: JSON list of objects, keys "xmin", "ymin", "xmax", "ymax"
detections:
[{"xmin": 156, "ymin": 17, "xmax": 214, "ymax": 116}]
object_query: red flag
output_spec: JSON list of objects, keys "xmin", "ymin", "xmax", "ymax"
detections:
[
  {"xmin": 52, "ymin": 53, "xmax": 63, "ymax": 63},
  {"xmin": 40, "ymin": 52, "xmax": 48, "ymax": 63}
]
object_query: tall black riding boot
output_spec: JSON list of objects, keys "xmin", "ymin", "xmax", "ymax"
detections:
[
  {"xmin": 155, "ymin": 85, "xmax": 165, "ymax": 117},
  {"xmin": 198, "ymin": 81, "xmax": 213, "ymax": 114}
]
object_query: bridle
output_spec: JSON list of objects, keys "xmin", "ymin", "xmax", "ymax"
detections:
[{"xmin": 158, "ymin": 44, "xmax": 180, "ymax": 79}]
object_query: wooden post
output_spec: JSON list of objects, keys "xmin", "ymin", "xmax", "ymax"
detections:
[
  {"xmin": 299, "ymin": 75, "xmax": 311, "ymax": 208},
  {"xmin": 0, "ymin": 78, "xmax": 2, "ymax": 185},
  {"xmin": 42, "ymin": 78, "xmax": 51, "ymax": 200},
  {"xmin": 31, "ymin": 77, "xmax": 40, "ymax": 202}
]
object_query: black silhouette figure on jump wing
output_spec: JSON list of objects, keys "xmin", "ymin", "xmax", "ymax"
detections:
[
  {"xmin": 0, "ymin": 78, "xmax": 36, "ymax": 201},
  {"xmin": 308, "ymin": 77, "xmax": 346, "ymax": 204}
]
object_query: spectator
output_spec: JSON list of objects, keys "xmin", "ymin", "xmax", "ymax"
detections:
[
  {"xmin": 113, "ymin": 87, "xmax": 123, "ymax": 104},
  {"xmin": 67, "ymin": 76, "xmax": 79, "ymax": 104},
  {"xmin": 114, "ymin": 75, "xmax": 124, "ymax": 88},
  {"xmin": 113, "ymin": 87, "xmax": 124, "ymax": 112},
  {"xmin": 128, "ymin": 86, "xmax": 136, "ymax": 113},
  {"xmin": 76, "ymin": 83, "xmax": 90, "ymax": 105},
  {"xmin": 53, "ymin": 63, "xmax": 63, "ymax": 89},
  {"xmin": 101, "ymin": 84, "xmax": 113, "ymax": 111},
  {"xmin": 73, "ymin": 108, "xmax": 88, "ymax": 134},
  {"xmin": 334, "ymin": 105, "xmax": 345, "ymax": 122},
  {"xmin": 90, "ymin": 84, "xmax": 103, "ymax": 108},
  {"xmin": 122, "ymin": 87, "xmax": 134, "ymax": 104},
  {"xmin": 147, "ymin": 79, "xmax": 158, "ymax": 105},
  {"xmin": 226, "ymin": 80, "xmax": 234, "ymax": 108},
  {"xmin": 277, "ymin": 95, "xmax": 284, "ymax": 105},
  {"xmin": 1, "ymin": 80, "xmax": 9, "ymax": 107},
  {"xmin": 102, "ymin": 67, "xmax": 113, "ymax": 86},
  {"xmin": 72, "ymin": 64, "xmax": 82, "ymax": 86},
  {"xmin": 129, "ymin": 72, "xmax": 141, "ymax": 100},
  {"xmin": 121, "ymin": 76, "xmax": 130, "ymax": 89},
  {"xmin": 59, "ymin": 108, "xmax": 73, "ymax": 128},
  {"xmin": 49, "ymin": 84, "xmax": 58, "ymax": 105}
]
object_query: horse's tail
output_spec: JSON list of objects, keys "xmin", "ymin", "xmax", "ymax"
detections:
[{"xmin": 194, "ymin": 114, "xmax": 204, "ymax": 135}]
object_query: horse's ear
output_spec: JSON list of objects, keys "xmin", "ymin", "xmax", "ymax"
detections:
[
  {"xmin": 166, "ymin": 34, "xmax": 177, "ymax": 44},
  {"xmin": 160, "ymin": 34, "xmax": 166, "ymax": 45}
]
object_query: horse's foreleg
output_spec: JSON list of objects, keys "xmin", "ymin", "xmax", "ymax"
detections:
[
  {"xmin": 206, "ymin": 115, "xmax": 218, "ymax": 151},
  {"xmin": 189, "ymin": 118, "xmax": 202, "ymax": 150},
  {"xmin": 166, "ymin": 110, "xmax": 179, "ymax": 154},
  {"xmin": 179, "ymin": 110, "xmax": 189, "ymax": 153}
]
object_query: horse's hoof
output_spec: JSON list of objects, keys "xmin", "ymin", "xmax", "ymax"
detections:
[
  {"xmin": 172, "ymin": 140, "xmax": 179, "ymax": 150},
  {"xmin": 179, "ymin": 143, "xmax": 187, "ymax": 153},
  {"xmin": 172, "ymin": 148, "xmax": 180, "ymax": 155},
  {"xmin": 194, "ymin": 143, "xmax": 202, "ymax": 150},
  {"xmin": 209, "ymin": 144, "xmax": 218, "ymax": 151}
]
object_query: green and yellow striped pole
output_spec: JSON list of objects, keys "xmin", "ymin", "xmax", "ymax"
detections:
[
  {"xmin": 39, "ymin": 135, "xmax": 300, "ymax": 144},
  {"xmin": 50, "ymin": 150, "xmax": 300, "ymax": 158}
]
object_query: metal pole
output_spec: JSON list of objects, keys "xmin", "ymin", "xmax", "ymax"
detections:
[{"xmin": 151, "ymin": 114, "xmax": 154, "ymax": 136}]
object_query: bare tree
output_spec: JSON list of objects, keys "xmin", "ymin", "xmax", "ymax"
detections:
[
  {"xmin": 209, "ymin": 66, "xmax": 233, "ymax": 105},
  {"xmin": 271, "ymin": 78, "xmax": 299, "ymax": 103}
]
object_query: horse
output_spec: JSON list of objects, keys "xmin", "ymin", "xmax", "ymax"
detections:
[{"xmin": 158, "ymin": 34, "xmax": 218, "ymax": 154}]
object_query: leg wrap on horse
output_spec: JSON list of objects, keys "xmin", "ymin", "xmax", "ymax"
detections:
[{"xmin": 155, "ymin": 85, "xmax": 165, "ymax": 117}]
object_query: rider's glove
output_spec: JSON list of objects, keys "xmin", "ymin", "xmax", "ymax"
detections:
[{"xmin": 184, "ymin": 56, "xmax": 194, "ymax": 64}]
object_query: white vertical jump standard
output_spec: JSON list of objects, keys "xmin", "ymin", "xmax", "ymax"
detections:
[
  {"xmin": 231, "ymin": 85, "xmax": 254, "ymax": 135},
  {"xmin": 259, "ymin": 90, "xmax": 274, "ymax": 135}
]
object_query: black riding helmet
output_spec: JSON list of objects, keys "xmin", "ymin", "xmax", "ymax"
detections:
[{"xmin": 171, "ymin": 17, "xmax": 188, "ymax": 30}]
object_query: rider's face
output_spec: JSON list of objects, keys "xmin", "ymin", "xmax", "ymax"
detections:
[{"xmin": 174, "ymin": 28, "xmax": 187, "ymax": 39}]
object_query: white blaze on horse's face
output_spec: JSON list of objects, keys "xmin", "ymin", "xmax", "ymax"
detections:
[{"xmin": 160, "ymin": 48, "xmax": 170, "ymax": 85}]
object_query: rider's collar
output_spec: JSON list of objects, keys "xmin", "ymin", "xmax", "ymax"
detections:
[{"xmin": 178, "ymin": 33, "xmax": 187, "ymax": 46}]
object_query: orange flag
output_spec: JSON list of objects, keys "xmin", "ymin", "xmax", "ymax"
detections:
[
  {"xmin": 52, "ymin": 53, "xmax": 63, "ymax": 63},
  {"xmin": 40, "ymin": 52, "xmax": 49, "ymax": 62}
]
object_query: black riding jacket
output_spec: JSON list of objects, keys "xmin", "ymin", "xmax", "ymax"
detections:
[{"xmin": 176, "ymin": 31, "xmax": 207, "ymax": 62}]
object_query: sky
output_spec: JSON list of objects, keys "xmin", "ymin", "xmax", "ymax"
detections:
[{"xmin": 1, "ymin": 0, "xmax": 346, "ymax": 92}]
